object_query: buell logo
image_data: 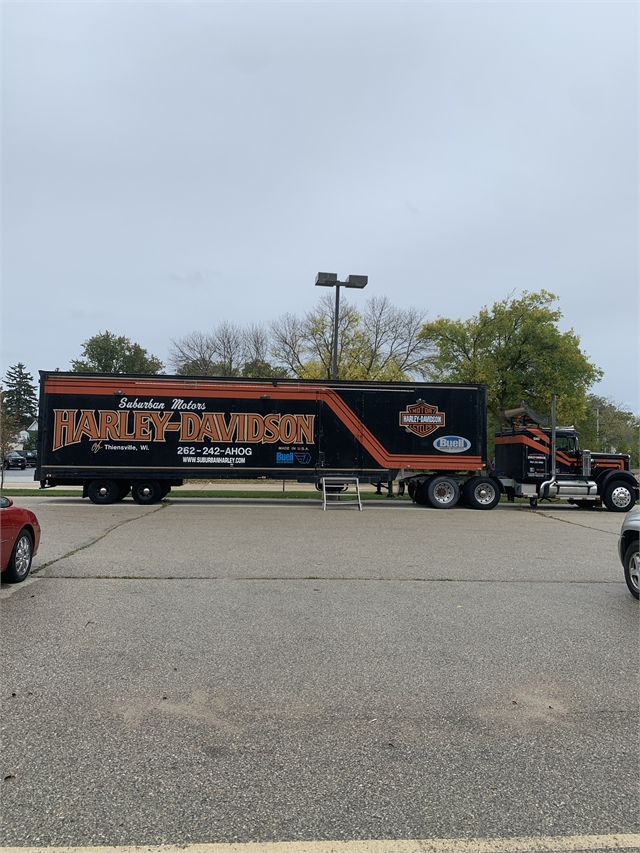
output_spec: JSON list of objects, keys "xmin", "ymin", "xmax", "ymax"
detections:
[{"xmin": 399, "ymin": 402, "xmax": 445, "ymax": 437}]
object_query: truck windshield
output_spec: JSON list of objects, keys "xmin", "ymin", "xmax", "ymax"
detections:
[{"xmin": 556, "ymin": 436, "xmax": 578, "ymax": 453}]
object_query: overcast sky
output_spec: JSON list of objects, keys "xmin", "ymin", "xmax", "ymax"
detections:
[{"xmin": 2, "ymin": 1, "xmax": 638, "ymax": 412}]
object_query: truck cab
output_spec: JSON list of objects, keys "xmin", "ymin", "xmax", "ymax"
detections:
[{"xmin": 494, "ymin": 407, "xmax": 638, "ymax": 512}]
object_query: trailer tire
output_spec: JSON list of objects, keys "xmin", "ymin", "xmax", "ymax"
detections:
[
  {"xmin": 603, "ymin": 480, "xmax": 635, "ymax": 513},
  {"xmin": 87, "ymin": 479, "xmax": 120, "ymax": 505},
  {"xmin": 426, "ymin": 476, "xmax": 460, "ymax": 509},
  {"xmin": 132, "ymin": 479, "xmax": 163, "ymax": 505},
  {"xmin": 4, "ymin": 529, "xmax": 33, "ymax": 583},
  {"xmin": 464, "ymin": 477, "xmax": 500, "ymax": 510}
]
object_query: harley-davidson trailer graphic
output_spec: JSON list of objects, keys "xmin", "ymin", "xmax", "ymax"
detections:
[{"xmin": 35, "ymin": 373, "xmax": 637, "ymax": 511}]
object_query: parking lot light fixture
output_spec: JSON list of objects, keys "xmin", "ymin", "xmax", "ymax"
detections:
[{"xmin": 315, "ymin": 272, "xmax": 368, "ymax": 380}]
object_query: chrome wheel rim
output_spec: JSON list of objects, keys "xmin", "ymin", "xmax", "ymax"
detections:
[
  {"xmin": 14, "ymin": 535, "xmax": 32, "ymax": 579},
  {"xmin": 611, "ymin": 487, "xmax": 632, "ymax": 509},
  {"xmin": 474, "ymin": 483, "xmax": 496, "ymax": 505},
  {"xmin": 629, "ymin": 551, "xmax": 640, "ymax": 594},
  {"xmin": 433, "ymin": 482, "xmax": 455, "ymax": 504}
]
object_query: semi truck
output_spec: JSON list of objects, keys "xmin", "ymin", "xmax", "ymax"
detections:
[{"xmin": 34, "ymin": 372, "xmax": 638, "ymax": 512}]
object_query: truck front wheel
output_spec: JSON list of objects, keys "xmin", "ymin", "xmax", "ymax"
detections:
[
  {"xmin": 87, "ymin": 479, "xmax": 120, "ymax": 505},
  {"xmin": 464, "ymin": 477, "xmax": 500, "ymax": 510},
  {"xmin": 132, "ymin": 480, "xmax": 163, "ymax": 505},
  {"xmin": 426, "ymin": 476, "xmax": 460, "ymax": 509},
  {"xmin": 603, "ymin": 480, "xmax": 635, "ymax": 513}
]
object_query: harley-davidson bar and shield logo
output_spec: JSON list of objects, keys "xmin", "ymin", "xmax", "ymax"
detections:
[{"xmin": 399, "ymin": 402, "xmax": 445, "ymax": 437}]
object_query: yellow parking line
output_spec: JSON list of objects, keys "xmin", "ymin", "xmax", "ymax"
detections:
[{"xmin": 2, "ymin": 834, "xmax": 640, "ymax": 853}]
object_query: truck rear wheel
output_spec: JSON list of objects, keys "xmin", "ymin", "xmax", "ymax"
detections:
[
  {"xmin": 426, "ymin": 476, "xmax": 460, "ymax": 509},
  {"xmin": 132, "ymin": 479, "xmax": 163, "ymax": 505},
  {"xmin": 87, "ymin": 479, "xmax": 120, "ymax": 505},
  {"xmin": 414, "ymin": 479, "xmax": 431, "ymax": 506},
  {"xmin": 603, "ymin": 480, "xmax": 635, "ymax": 513},
  {"xmin": 464, "ymin": 477, "xmax": 500, "ymax": 510}
]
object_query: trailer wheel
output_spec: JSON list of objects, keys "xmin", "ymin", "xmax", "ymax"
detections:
[
  {"xmin": 426, "ymin": 476, "xmax": 460, "ymax": 509},
  {"xmin": 603, "ymin": 480, "xmax": 635, "ymax": 513},
  {"xmin": 623, "ymin": 540, "xmax": 640, "ymax": 599},
  {"xmin": 407, "ymin": 480, "xmax": 417, "ymax": 501},
  {"xmin": 464, "ymin": 477, "xmax": 500, "ymax": 510},
  {"xmin": 132, "ymin": 479, "xmax": 163, "ymax": 505},
  {"xmin": 87, "ymin": 479, "xmax": 120, "ymax": 505}
]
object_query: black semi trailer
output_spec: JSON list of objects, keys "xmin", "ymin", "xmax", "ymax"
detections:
[
  {"xmin": 35, "ymin": 372, "xmax": 637, "ymax": 511},
  {"xmin": 35, "ymin": 371, "xmax": 499, "ymax": 508}
]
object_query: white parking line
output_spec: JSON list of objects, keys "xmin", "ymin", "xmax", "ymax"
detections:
[{"xmin": 2, "ymin": 833, "xmax": 640, "ymax": 853}]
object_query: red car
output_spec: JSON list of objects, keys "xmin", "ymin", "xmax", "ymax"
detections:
[{"xmin": 1, "ymin": 496, "xmax": 41, "ymax": 583}]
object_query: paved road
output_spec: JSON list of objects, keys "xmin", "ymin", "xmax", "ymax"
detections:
[{"xmin": 1, "ymin": 497, "xmax": 638, "ymax": 851}]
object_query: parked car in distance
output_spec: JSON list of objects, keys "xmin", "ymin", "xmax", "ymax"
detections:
[
  {"xmin": 0, "ymin": 496, "xmax": 41, "ymax": 583},
  {"xmin": 16, "ymin": 450, "xmax": 37, "ymax": 466},
  {"xmin": 619, "ymin": 506, "xmax": 639, "ymax": 599},
  {"xmin": 2, "ymin": 451, "xmax": 26, "ymax": 470}
]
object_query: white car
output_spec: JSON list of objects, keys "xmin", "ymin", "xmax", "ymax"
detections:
[{"xmin": 619, "ymin": 506, "xmax": 640, "ymax": 599}]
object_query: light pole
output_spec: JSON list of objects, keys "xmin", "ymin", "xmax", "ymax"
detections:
[{"xmin": 315, "ymin": 272, "xmax": 368, "ymax": 380}]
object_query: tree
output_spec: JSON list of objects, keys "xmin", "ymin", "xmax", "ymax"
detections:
[
  {"xmin": 168, "ymin": 331, "xmax": 219, "ymax": 375},
  {"xmin": 3, "ymin": 363, "xmax": 38, "ymax": 429},
  {"xmin": 418, "ymin": 290, "xmax": 603, "ymax": 442},
  {"xmin": 241, "ymin": 360, "xmax": 289, "ymax": 379},
  {"xmin": 241, "ymin": 323, "xmax": 289, "ymax": 378},
  {"xmin": 22, "ymin": 429, "xmax": 38, "ymax": 453},
  {"xmin": 0, "ymin": 389, "xmax": 22, "ymax": 488},
  {"xmin": 71, "ymin": 332, "xmax": 164, "ymax": 374},
  {"xmin": 169, "ymin": 322, "xmax": 246, "ymax": 376},
  {"xmin": 270, "ymin": 294, "xmax": 431, "ymax": 380},
  {"xmin": 576, "ymin": 395, "xmax": 640, "ymax": 467}
]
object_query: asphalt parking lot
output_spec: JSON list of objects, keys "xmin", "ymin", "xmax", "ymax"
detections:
[{"xmin": 1, "ymin": 496, "xmax": 638, "ymax": 851}]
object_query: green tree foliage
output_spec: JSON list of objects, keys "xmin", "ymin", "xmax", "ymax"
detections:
[
  {"xmin": 241, "ymin": 360, "xmax": 289, "ymax": 379},
  {"xmin": 576, "ymin": 395, "xmax": 640, "ymax": 467},
  {"xmin": 22, "ymin": 429, "xmax": 38, "ymax": 452},
  {"xmin": 3, "ymin": 363, "xmax": 38, "ymax": 429},
  {"xmin": 71, "ymin": 331, "xmax": 164, "ymax": 374},
  {"xmin": 419, "ymin": 291, "xmax": 603, "ymax": 434},
  {"xmin": 270, "ymin": 294, "xmax": 430, "ymax": 380},
  {"xmin": 0, "ymin": 390, "xmax": 22, "ymax": 488}
]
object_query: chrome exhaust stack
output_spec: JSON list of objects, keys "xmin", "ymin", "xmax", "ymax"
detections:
[{"xmin": 538, "ymin": 395, "xmax": 558, "ymax": 500}]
